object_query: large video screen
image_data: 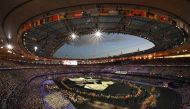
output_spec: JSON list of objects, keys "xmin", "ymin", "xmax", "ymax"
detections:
[{"xmin": 63, "ymin": 60, "xmax": 78, "ymax": 65}]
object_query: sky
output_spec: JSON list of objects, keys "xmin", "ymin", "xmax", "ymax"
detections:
[{"xmin": 53, "ymin": 33, "xmax": 155, "ymax": 59}]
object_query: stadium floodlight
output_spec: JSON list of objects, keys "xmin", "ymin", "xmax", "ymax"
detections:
[
  {"xmin": 6, "ymin": 44, "xmax": 13, "ymax": 50},
  {"xmin": 70, "ymin": 32, "xmax": 78, "ymax": 40},
  {"xmin": 92, "ymin": 29, "xmax": 104, "ymax": 43},
  {"xmin": 71, "ymin": 33, "xmax": 77, "ymax": 39},
  {"xmin": 34, "ymin": 46, "xmax": 38, "ymax": 52},
  {"xmin": 7, "ymin": 50, "xmax": 12, "ymax": 53},
  {"xmin": 94, "ymin": 30, "xmax": 102, "ymax": 37}
]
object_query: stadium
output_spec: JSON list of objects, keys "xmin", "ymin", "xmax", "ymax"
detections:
[{"xmin": 0, "ymin": 0, "xmax": 190, "ymax": 109}]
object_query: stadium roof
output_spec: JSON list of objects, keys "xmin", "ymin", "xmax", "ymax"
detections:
[{"xmin": 0, "ymin": 0, "xmax": 189, "ymax": 59}]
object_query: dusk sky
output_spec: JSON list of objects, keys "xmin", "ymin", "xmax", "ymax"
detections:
[{"xmin": 53, "ymin": 33, "xmax": 155, "ymax": 59}]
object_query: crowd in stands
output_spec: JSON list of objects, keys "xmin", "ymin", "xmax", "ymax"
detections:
[
  {"xmin": 0, "ymin": 58, "xmax": 189, "ymax": 109},
  {"xmin": 121, "ymin": 57, "xmax": 190, "ymax": 66},
  {"xmin": 176, "ymin": 85, "xmax": 190, "ymax": 109}
]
